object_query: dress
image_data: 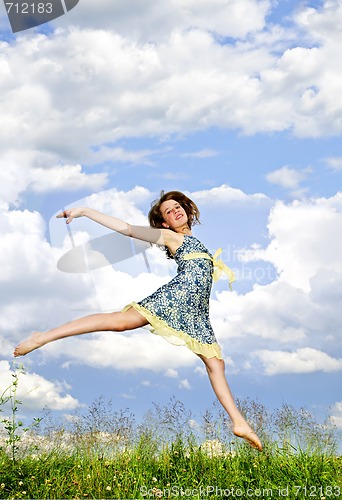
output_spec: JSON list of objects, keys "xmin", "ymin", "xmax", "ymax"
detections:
[{"xmin": 122, "ymin": 235, "xmax": 234, "ymax": 360}]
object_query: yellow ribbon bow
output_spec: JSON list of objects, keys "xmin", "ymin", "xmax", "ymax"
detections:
[
  {"xmin": 183, "ymin": 248, "xmax": 235, "ymax": 290},
  {"xmin": 212, "ymin": 248, "xmax": 235, "ymax": 289}
]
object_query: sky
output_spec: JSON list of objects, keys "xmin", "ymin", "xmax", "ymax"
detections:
[{"xmin": 0, "ymin": 0, "xmax": 341, "ymax": 441}]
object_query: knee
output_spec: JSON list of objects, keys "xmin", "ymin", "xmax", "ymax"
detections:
[
  {"xmin": 108, "ymin": 312, "xmax": 127, "ymax": 332},
  {"xmin": 202, "ymin": 356, "xmax": 225, "ymax": 374}
]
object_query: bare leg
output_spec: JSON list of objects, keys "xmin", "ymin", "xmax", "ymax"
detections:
[
  {"xmin": 13, "ymin": 307, "xmax": 148, "ymax": 357},
  {"xmin": 199, "ymin": 354, "xmax": 262, "ymax": 451}
]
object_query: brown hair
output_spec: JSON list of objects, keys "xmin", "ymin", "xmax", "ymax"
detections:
[
  {"xmin": 148, "ymin": 190, "xmax": 201, "ymax": 258},
  {"xmin": 149, "ymin": 190, "xmax": 200, "ymax": 228}
]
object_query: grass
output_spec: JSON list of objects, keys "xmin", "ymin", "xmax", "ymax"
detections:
[
  {"xmin": 0, "ymin": 440, "xmax": 341, "ymax": 499},
  {"xmin": 0, "ymin": 369, "xmax": 341, "ymax": 499}
]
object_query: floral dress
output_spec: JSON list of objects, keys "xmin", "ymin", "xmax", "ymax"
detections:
[{"xmin": 122, "ymin": 235, "xmax": 234, "ymax": 359}]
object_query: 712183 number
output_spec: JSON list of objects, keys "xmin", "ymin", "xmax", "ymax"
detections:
[
  {"xmin": 294, "ymin": 485, "xmax": 340, "ymax": 497},
  {"xmin": 5, "ymin": 3, "xmax": 53, "ymax": 14}
]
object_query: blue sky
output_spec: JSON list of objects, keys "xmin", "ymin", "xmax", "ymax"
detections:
[{"xmin": 0, "ymin": 0, "xmax": 341, "ymax": 440}]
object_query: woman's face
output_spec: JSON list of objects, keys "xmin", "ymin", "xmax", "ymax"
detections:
[{"xmin": 159, "ymin": 199, "xmax": 188, "ymax": 230}]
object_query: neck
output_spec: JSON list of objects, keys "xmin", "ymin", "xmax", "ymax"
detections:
[{"xmin": 176, "ymin": 224, "xmax": 192, "ymax": 235}]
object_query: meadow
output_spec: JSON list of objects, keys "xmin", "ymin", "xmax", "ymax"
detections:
[{"xmin": 1, "ymin": 366, "xmax": 341, "ymax": 499}]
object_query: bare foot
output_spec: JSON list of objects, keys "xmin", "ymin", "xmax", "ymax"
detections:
[
  {"xmin": 233, "ymin": 423, "xmax": 263, "ymax": 451},
  {"xmin": 13, "ymin": 332, "xmax": 44, "ymax": 357}
]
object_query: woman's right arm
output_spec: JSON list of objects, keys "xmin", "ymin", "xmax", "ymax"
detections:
[{"xmin": 56, "ymin": 207, "xmax": 181, "ymax": 248}]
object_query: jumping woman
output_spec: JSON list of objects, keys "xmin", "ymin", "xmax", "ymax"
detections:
[{"xmin": 14, "ymin": 190, "xmax": 262, "ymax": 451}]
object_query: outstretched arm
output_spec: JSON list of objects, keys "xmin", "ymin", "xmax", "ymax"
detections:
[{"xmin": 56, "ymin": 207, "xmax": 177, "ymax": 247}]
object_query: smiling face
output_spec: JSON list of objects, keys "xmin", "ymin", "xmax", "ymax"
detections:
[
  {"xmin": 160, "ymin": 199, "xmax": 189, "ymax": 231},
  {"xmin": 148, "ymin": 191, "xmax": 201, "ymax": 235}
]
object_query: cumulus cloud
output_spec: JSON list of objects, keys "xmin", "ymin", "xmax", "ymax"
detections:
[
  {"xmin": 59, "ymin": 0, "xmax": 271, "ymax": 41},
  {"xmin": 0, "ymin": 361, "xmax": 79, "ymax": 412},
  {"xmin": 0, "ymin": 184, "xmax": 186, "ymax": 373},
  {"xmin": 178, "ymin": 378, "xmax": 191, "ymax": 390},
  {"xmin": 0, "ymin": 185, "xmax": 185, "ymax": 376},
  {"xmin": 181, "ymin": 149, "xmax": 219, "ymax": 159},
  {"xmin": 30, "ymin": 165, "xmax": 108, "ymax": 193},
  {"xmin": 211, "ymin": 193, "xmax": 342, "ymax": 374},
  {"xmin": 238, "ymin": 194, "xmax": 342, "ymax": 292},
  {"xmin": 255, "ymin": 348, "xmax": 342, "ymax": 375},
  {"xmin": 330, "ymin": 402, "xmax": 342, "ymax": 428},
  {"xmin": 2, "ymin": 177, "xmax": 341, "ymax": 382},
  {"xmin": 266, "ymin": 165, "xmax": 311, "ymax": 191},
  {"xmin": 192, "ymin": 184, "xmax": 270, "ymax": 205},
  {"xmin": 325, "ymin": 157, "xmax": 342, "ymax": 172},
  {"xmin": 42, "ymin": 331, "xmax": 195, "ymax": 373},
  {"xmin": 0, "ymin": 150, "xmax": 108, "ymax": 207},
  {"xmin": 1, "ymin": 0, "xmax": 342, "ymax": 190},
  {"xmin": 0, "ymin": 206, "xmax": 96, "ymax": 347}
]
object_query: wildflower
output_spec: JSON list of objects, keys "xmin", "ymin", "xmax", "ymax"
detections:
[
  {"xmin": 19, "ymin": 481, "xmax": 24, "ymax": 486},
  {"xmin": 106, "ymin": 486, "xmax": 111, "ymax": 491},
  {"xmin": 152, "ymin": 477, "xmax": 157, "ymax": 483},
  {"xmin": 22, "ymin": 491, "xmax": 27, "ymax": 495},
  {"xmin": 1, "ymin": 484, "xmax": 5, "ymax": 489},
  {"xmin": 201, "ymin": 439, "xmax": 223, "ymax": 458}
]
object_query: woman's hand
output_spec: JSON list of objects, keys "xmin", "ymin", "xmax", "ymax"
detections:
[{"xmin": 56, "ymin": 207, "xmax": 85, "ymax": 224}]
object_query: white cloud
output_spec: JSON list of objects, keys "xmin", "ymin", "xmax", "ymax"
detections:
[
  {"xmin": 330, "ymin": 402, "xmax": 342, "ymax": 428},
  {"xmin": 255, "ymin": 348, "xmax": 342, "ymax": 375},
  {"xmin": 294, "ymin": 1, "xmax": 342, "ymax": 44},
  {"xmin": 84, "ymin": 186, "xmax": 152, "ymax": 224},
  {"xmin": 1, "ymin": 0, "xmax": 342, "ymax": 183},
  {"xmin": 42, "ymin": 331, "xmax": 195, "ymax": 373},
  {"xmin": 0, "ymin": 150, "xmax": 108, "ymax": 207},
  {"xmin": 60, "ymin": 0, "xmax": 271, "ymax": 41},
  {"xmin": 165, "ymin": 368, "xmax": 179, "ymax": 378},
  {"xmin": 0, "ymin": 207, "xmax": 94, "ymax": 344},
  {"xmin": 239, "ymin": 195, "xmax": 342, "ymax": 291},
  {"xmin": 210, "ymin": 193, "xmax": 342, "ymax": 374},
  {"xmin": 0, "ymin": 186, "xmax": 186, "ymax": 375},
  {"xmin": 30, "ymin": 165, "xmax": 108, "ymax": 192},
  {"xmin": 192, "ymin": 184, "xmax": 270, "ymax": 205},
  {"xmin": 178, "ymin": 378, "xmax": 191, "ymax": 390},
  {"xmin": 181, "ymin": 149, "xmax": 219, "ymax": 159},
  {"xmin": 1, "ymin": 185, "xmax": 341, "ymax": 382},
  {"xmin": 0, "ymin": 361, "xmax": 79, "ymax": 412},
  {"xmin": 266, "ymin": 165, "xmax": 311, "ymax": 190},
  {"xmin": 325, "ymin": 157, "xmax": 342, "ymax": 172},
  {"xmin": 194, "ymin": 366, "xmax": 207, "ymax": 377}
]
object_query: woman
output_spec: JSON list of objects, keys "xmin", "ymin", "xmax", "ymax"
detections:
[{"xmin": 14, "ymin": 190, "xmax": 262, "ymax": 450}]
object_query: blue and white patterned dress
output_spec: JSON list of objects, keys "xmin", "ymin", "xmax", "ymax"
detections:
[{"xmin": 123, "ymin": 235, "xmax": 223, "ymax": 359}]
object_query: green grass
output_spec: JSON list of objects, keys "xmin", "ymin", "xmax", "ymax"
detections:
[
  {"xmin": 1, "ymin": 368, "xmax": 341, "ymax": 499},
  {"xmin": 0, "ymin": 441, "xmax": 341, "ymax": 499}
]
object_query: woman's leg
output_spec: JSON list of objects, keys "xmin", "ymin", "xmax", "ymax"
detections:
[
  {"xmin": 14, "ymin": 307, "xmax": 148, "ymax": 357},
  {"xmin": 198, "ymin": 354, "xmax": 262, "ymax": 451}
]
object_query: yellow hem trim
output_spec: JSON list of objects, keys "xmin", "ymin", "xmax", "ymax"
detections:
[{"xmin": 122, "ymin": 302, "xmax": 223, "ymax": 360}]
